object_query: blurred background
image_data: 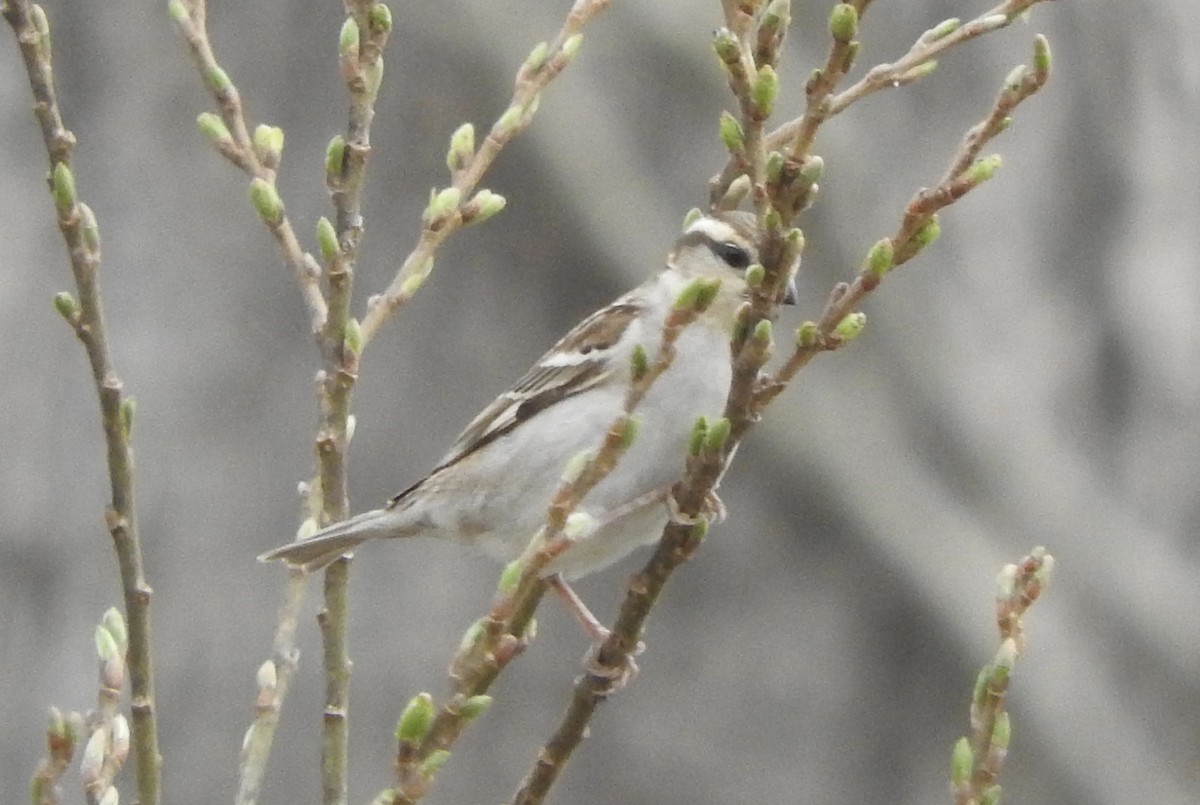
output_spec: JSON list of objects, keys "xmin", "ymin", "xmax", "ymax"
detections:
[{"xmin": 2, "ymin": 1, "xmax": 1197, "ymax": 803}]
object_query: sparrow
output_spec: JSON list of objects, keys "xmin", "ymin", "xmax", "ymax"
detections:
[{"xmin": 260, "ymin": 211, "xmax": 795, "ymax": 588}]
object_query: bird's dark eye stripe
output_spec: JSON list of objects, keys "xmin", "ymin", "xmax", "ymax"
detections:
[
  {"xmin": 675, "ymin": 229, "xmax": 756, "ymax": 270},
  {"xmin": 710, "ymin": 240, "xmax": 751, "ymax": 269}
]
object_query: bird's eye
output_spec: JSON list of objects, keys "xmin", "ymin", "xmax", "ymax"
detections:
[{"xmin": 712, "ymin": 241, "xmax": 751, "ymax": 270}]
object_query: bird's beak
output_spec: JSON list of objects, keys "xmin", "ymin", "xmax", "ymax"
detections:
[{"xmin": 783, "ymin": 277, "xmax": 798, "ymax": 305}]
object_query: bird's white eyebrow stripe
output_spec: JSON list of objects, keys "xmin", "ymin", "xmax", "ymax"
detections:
[{"xmin": 684, "ymin": 216, "xmax": 743, "ymax": 244}]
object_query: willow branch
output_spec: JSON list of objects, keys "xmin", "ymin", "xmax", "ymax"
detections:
[
  {"xmin": 2, "ymin": 3, "xmax": 161, "ymax": 802},
  {"xmin": 358, "ymin": 0, "xmax": 613, "ymax": 346},
  {"xmin": 169, "ymin": 0, "xmax": 328, "ymax": 328}
]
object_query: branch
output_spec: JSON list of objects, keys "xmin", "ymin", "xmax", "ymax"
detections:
[
  {"xmin": 2, "ymin": 4, "xmax": 161, "ymax": 803},
  {"xmin": 313, "ymin": 6, "xmax": 397, "ymax": 804},
  {"xmin": 357, "ymin": 0, "xmax": 613, "ymax": 346},
  {"xmin": 169, "ymin": 0, "xmax": 328, "ymax": 328},
  {"xmin": 951, "ymin": 547, "xmax": 1054, "ymax": 805}
]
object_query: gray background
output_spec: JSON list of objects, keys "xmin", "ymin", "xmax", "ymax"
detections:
[{"xmin": 2, "ymin": 1, "xmax": 1197, "ymax": 804}]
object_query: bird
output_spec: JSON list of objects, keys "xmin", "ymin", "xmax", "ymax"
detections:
[{"xmin": 260, "ymin": 210, "xmax": 795, "ymax": 602}]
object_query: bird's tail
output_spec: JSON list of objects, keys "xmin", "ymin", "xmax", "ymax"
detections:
[{"xmin": 258, "ymin": 508, "xmax": 400, "ymax": 572}]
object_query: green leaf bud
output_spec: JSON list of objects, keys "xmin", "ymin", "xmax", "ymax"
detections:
[
  {"xmin": 419, "ymin": 749, "xmax": 451, "ymax": 777},
  {"xmin": 253, "ymin": 124, "xmax": 285, "ymax": 166},
  {"xmin": 79, "ymin": 203, "xmax": 100, "ymax": 253},
  {"xmin": 834, "ymin": 312, "xmax": 866, "ymax": 342},
  {"xmin": 316, "ymin": 217, "xmax": 338, "ymax": 264},
  {"xmin": 46, "ymin": 706, "xmax": 77, "ymax": 755},
  {"xmin": 462, "ymin": 189, "xmax": 506, "ymax": 225},
  {"xmin": 980, "ymin": 13, "xmax": 1008, "ymax": 31},
  {"xmin": 866, "ymin": 238, "xmax": 895, "ymax": 278},
  {"xmin": 498, "ymin": 559, "xmax": 523, "ymax": 596},
  {"xmin": 564, "ymin": 512, "xmax": 595, "ymax": 539},
  {"xmin": 167, "ymin": 0, "xmax": 188, "ymax": 25},
  {"xmin": 721, "ymin": 174, "xmax": 752, "ymax": 208},
  {"xmin": 712, "ymin": 27, "xmax": 740, "ymax": 66},
  {"xmin": 51, "ymin": 162, "xmax": 75, "ymax": 215},
  {"xmin": 718, "ymin": 111, "xmax": 744, "ymax": 153},
  {"xmin": 53, "ymin": 291, "xmax": 80, "ymax": 322},
  {"xmin": 991, "ymin": 710, "xmax": 1011, "ymax": 749},
  {"xmin": 704, "ymin": 417, "xmax": 731, "ymax": 452},
  {"xmin": 339, "ymin": 17, "xmax": 360, "ymax": 58},
  {"xmin": 395, "ymin": 692, "xmax": 436, "ymax": 744},
  {"xmin": 424, "ymin": 186, "xmax": 462, "ymax": 223},
  {"xmin": 496, "ymin": 104, "xmax": 523, "ymax": 134},
  {"xmin": 520, "ymin": 94, "xmax": 541, "ymax": 125},
  {"xmin": 102, "ymin": 607, "xmax": 127, "ymax": 652},
  {"xmin": 967, "ymin": 154, "xmax": 1002, "ymax": 184},
  {"xmin": 688, "ymin": 417, "xmax": 708, "ymax": 456},
  {"xmin": 446, "ymin": 123, "xmax": 475, "ymax": 172},
  {"xmin": 753, "ymin": 319, "xmax": 772, "ymax": 345},
  {"xmin": 248, "ymin": 178, "xmax": 284, "ymax": 225},
  {"xmin": 325, "ymin": 135, "xmax": 346, "ymax": 179},
  {"xmin": 206, "ymin": 65, "xmax": 232, "ymax": 94},
  {"xmin": 630, "ymin": 343, "xmax": 649, "ymax": 382},
  {"xmin": 929, "ymin": 18, "xmax": 960, "ymax": 41},
  {"xmin": 560, "ymin": 448, "xmax": 593, "ymax": 484},
  {"xmin": 752, "ymin": 65, "xmax": 779, "ymax": 117},
  {"xmin": 993, "ymin": 637, "xmax": 1018, "ymax": 674},
  {"xmin": 682, "ymin": 208, "xmax": 703, "ymax": 231},
  {"xmin": 796, "ymin": 321, "xmax": 819, "ymax": 348},
  {"xmin": 907, "ymin": 62, "xmax": 939, "ymax": 86},
  {"xmin": 460, "ymin": 694, "xmax": 493, "ymax": 720},
  {"xmin": 981, "ymin": 784, "xmax": 1003, "ymax": 805},
  {"xmin": 829, "ymin": 4, "xmax": 858, "ymax": 44},
  {"xmin": 369, "ymin": 3, "xmax": 393, "ymax": 33},
  {"xmin": 95, "ymin": 622, "xmax": 120, "ymax": 663},
  {"xmin": 673, "ymin": 277, "xmax": 722, "ymax": 313},
  {"xmin": 950, "ymin": 736, "xmax": 973, "ymax": 787},
  {"xmin": 343, "ymin": 318, "xmax": 363, "ymax": 356},
  {"xmin": 765, "ymin": 151, "xmax": 784, "ymax": 183},
  {"xmin": 761, "ymin": 0, "xmax": 791, "ymax": 33},
  {"xmin": 617, "ymin": 415, "xmax": 640, "ymax": 449},
  {"xmin": 1032, "ymin": 34, "xmax": 1052, "ymax": 77},
  {"xmin": 369, "ymin": 790, "xmax": 397, "ymax": 805},
  {"xmin": 745, "ymin": 263, "xmax": 765, "ymax": 288},
  {"xmin": 524, "ymin": 41, "xmax": 550, "ymax": 72},
  {"xmin": 1004, "ymin": 64, "xmax": 1029, "ymax": 91},
  {"xmin": 119, "ymin": 397, "xmax": 136, "ymax": 439},
  {"xmin": 457, "ymin": 618, "xmax": 486, "ymax": 653},
  {"xmin": 398, "ymin": 262, "xmax": 431, "ymax": 298},
  {"xmin": 362, "ymin": 59, "xmax": 384, "ymax": 98},
  {"xmin": 912, "ymin": 215, "xmax": 941, "ymax": 250},
  {"xmin": 800, "ymin": 154, "xmax": 824, "ymax": 185},
  {"xmin": 972, "ymin": 665, "xmax": 990, "ymax": 707},
  {"xmin": 690, "ymin": 516, "xmax": 710, "ymax": 541},
  {"xmin": 196, "ymin": 113, "xmax": 231, "ymax": 148},
  {"xmin": 561, "ymin": 33, "xmax": 583, "ymax": 60}
]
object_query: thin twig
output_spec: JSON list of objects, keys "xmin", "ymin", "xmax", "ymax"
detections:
[
  {"xmin": 169, "ymin": 0, "xmax": 328, "ymax": 328},
  {"xmin": 314, "ymin": 5, "xmax": 395, "ymax": 803},
  {"xmin": 358, "ymin": 0, "xmax": 613, "ymax": 346},
  {"xmin": 951, "ymin": 547, "xmax": 1054, "ymax": 805},
  {"xmin": 2, "ymin": 3, "xmax": 161, "ymax": 803},
  {"xmin": 235, "ymin": 571, "xmax": 306, "ymax": 805}
]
